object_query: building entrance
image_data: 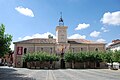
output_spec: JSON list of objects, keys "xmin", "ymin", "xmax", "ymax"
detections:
[
  {"xmin": 23, "ymin": 62, "xmax": 27, "ymax": 68},
  {"xmin": 61, "ymin": 59, "xmax": 65, "ymax": 69}
]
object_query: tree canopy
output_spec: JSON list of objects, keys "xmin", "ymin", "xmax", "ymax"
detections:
[
  {"xmin": 64, "ymin": 50, "xmax": 120, "ymax": 63},
  {"xmin": 23, "ymin": 52, "xmax": 60, "ymax": 62},
  {"xmin": 0, "ymin": 24, "xmax": 12, "ymax": 57}
]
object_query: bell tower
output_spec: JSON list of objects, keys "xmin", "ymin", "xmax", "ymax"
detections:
[{"xmin": 56, "ymin": 12, "xmax": 68, "ymax": 43}]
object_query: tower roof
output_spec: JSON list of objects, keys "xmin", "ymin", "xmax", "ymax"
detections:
[
  {"xmin": 59, "ymin": 17, "xmax": 63, "ymax": 22},
  {"xmin": 59, "ymin": 12, "xmax": 64, "ymax": 26}
]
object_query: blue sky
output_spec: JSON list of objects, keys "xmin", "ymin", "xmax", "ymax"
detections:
[{"xmin": 0, "ymin": 0, "xmax": 120, "ymax": 50}]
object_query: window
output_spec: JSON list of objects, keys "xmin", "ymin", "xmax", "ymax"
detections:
[
  {"xmin": 41, "ymin": 48, "xmax": 43, "ymax": 51},
  {"xmin": 50, "ymin": 48, "xmax": 52, "ymax": 53},
  {"xmin": 72, "ymin": 48, "xmax": 74, "ymax": 53},
  {"xmin": 24, "ymin": 48, "xmax": 27, "ymax": 54},
  {"xmin": 95, "ymin": 48, "xmax": 98, "ymax": 51},
  {"xmin": 81, "ymin": 48, "xmax": 83, "ymax": 51}
]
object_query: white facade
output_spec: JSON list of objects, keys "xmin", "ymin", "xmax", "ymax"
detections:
[
  {"xmin": 110, "ymin": 43, "xmax": 120, "ymax": 51},
  {"xmin": 107, "ymin": 39, "xmax": 120, "ymax": 51}
]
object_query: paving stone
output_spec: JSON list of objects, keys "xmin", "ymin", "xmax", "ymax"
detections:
[{"xmin": 0, "ymin": 66, "xmax": 120, "ymax": 80}]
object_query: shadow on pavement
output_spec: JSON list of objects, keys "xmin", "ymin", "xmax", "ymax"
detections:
[{"xmin": 0, "ymin": 67, "xmax": 36, "ymax": 80}]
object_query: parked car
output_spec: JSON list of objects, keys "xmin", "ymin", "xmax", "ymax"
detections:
[{"xmin": 112, "ymin": 62, "xmax": 119, "ymax": 70}]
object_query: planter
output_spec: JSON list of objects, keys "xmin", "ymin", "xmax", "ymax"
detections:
[
  {"xmin": 54, "ymin": 61, "xmax": 60, "ymax": 69},
  {"xmin": 65, "ymin": 62, "xmax": 72, "ymax": 68},
  {"xmin": 36, "ymin": 61, "xmax": 40, "ymax": 69},
  {"xmin": 27, "ymin": 62, "xmax": 30, "ymax": 68},
  {"xmin": 100, "ymin": 62, "xmax": 107, "ymax": 69},
  {"xmin": 30, "ymin": 61, "xmax": 35, "ymax": 69},
  {"xmin": 43, "ymin": 61, "xmax": 50, "ymax": 69},
  {"xmin": 74, "ymin": 62, "xmax": 84, "ymax": 69}
]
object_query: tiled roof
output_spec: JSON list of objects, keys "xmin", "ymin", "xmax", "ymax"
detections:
[
  {"xmin": 107, "ymin": 40, "xmax": 120, "ymax": 49},
  {"xmin": 68, "ymin": 39, "xmax": 105, "ymax": 44},
  {"xmin": 14, "ymin": 38, "xmax": 105, "ymax": 44},
  {"xmin": 68, "ymin": 39, "xmax": 92, "ymax": 43},
  {"xmin": 109, "ymin": 41, "xmax": 120, "ymax": 47},
  {"xmin": 13, "ymin": 38, "xmax": 56, "ymax": 44}
]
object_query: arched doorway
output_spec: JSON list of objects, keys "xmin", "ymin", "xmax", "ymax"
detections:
[
  {"xmin": 23, "ymin": 48, "xmax": 27, "ymax": 68},
  {"xmin": 61, "ymin": 59, "xmax": 65, "ymax": 69}
]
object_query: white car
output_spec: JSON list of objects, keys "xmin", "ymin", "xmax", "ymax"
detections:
[{"xmin": 112, "ymin": 62, "xmax": 119, "ymax": 70}]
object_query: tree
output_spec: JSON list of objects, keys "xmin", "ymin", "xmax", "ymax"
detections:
[
  {"xmin": 0, "ymin": 24, "xmax": 12, "ymax": 57},
  {"xmin": 23, "ymin": 52, "xmax": 60, "ymax": 62},
  {"xmin": 64, "ymin": 52, "xmax": 75, "ymax": 62},
  {"xmin": 100, "ymin": 51, "xmax": 112, "ymax": 63},
  {"xmin": 111, "ymin": 50, "xmax": 120, "ymax": 62}
]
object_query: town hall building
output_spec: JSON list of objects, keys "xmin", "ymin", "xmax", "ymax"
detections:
[{"xmin": 13, "ymin": 16, "xmax": 105, "ymax": 68}]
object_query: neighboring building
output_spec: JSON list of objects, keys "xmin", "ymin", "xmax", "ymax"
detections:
[
  {"xmin": 0, "ymin": 51, "xmax": 13, "ymax": 66},
  {"xmin": 13, "ymin": 16, "xmax": 106, "ymax": 68},
  {"xmin": 107, "ymin": 39, "xmax": 120, "ymax": 51}
]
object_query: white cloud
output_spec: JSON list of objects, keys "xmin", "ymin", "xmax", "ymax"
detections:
[
  {"xmin": 10, "ymin": 32, "xmax": 55, "ymax": 50},
  {"xmin": 68, "ymin": 34, "xmax": 86, "ymax": 39},
  {"xmin": 75, "ymin": 23, "xmax": 90, "ymax": 30},
  {"xmin": 90, "ymin": 31, "xmax": 100, "ymax": 38},
  {"xmin": 101, "ymin": 27, "xmax": 109, "ymax": 32},
  {"xmin": 106, "ymin": 42, "xmax": 112, "ymax": 47},
  {"xmin": 10, "ymin": 42, "xmax": 14, "ymax": 51},
  {"xmin": 96, "ymin": 39, "xmax": 106, "ymax": 42},
  {"xmin": 15, "ymin": 6, "xmax": 34, "ymax": 17},
  {"xmin": 101, "ymin": 11, "xmax": 120, "ymax": 26},
  {"xmin": 19, "ymin": 32, "xmax": 86, "ymax": 41},
  {"xmin": 19, "ymin": 32, "xmax": 56, "ymax": 40}
]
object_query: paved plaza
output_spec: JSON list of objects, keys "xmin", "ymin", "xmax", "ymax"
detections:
[{"xmin": 0, "ymin": 66, "xmax": 120, "ymax": 80}]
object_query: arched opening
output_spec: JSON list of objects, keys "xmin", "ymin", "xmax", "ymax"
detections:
[
  {"xmin": 23, "ymin": 48, "xmax": 27, "ymax": 68},
  {"xmin": 61, "ymin": 59, "xmax": 65, "ymax": 69},
  {"xmin": 72, "ymin": 48, "xmax": 74, "ymax": 53},
  {"xmin": 50, "ymin": 48, "xmax": 52, "ymax": 54},
  {"xmin": 95, "ymin": 48, "xmax": 98, "ymax": 51},
  {"xmin": 81, "ymin": 48, "xmax": 83, "ymax": 51},
  {"xmin": 24, "ymin": 48, "xmax": 27, "ymax": 54},
  {"xmin": 41, "ymin": 48, "xmax": 43, "ymax": 52}
]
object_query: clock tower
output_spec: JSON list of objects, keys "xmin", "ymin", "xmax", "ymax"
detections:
[{"xmin": 56, "ymin": 13, "xmax": 68, "ymax": 43}]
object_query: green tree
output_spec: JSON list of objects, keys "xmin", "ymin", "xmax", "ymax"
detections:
[
  {"xmin": 100, "ymin": 51, "xmax": 112, "ymax": 63},
  {"xmin": 64, "ymin": 52, "xmax": 75, "ymax": 62},
  {"xmin": 23, "ymin": 52, "xmax": 59, "ymax": 62},
  {"xmin": 111, "ymin": 50, "xmax": 120, "ymax": 62},
  {"xmin": 0, "ymin": 24, "xmax": 12, "ymax": 57}
]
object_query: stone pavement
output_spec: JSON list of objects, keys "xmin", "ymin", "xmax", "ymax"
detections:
[{"xmin": 0, "ymin": 66, "xmax": 120, "ymax": 80}]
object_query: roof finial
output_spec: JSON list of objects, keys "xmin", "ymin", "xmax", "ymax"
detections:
[
  {"xmin": 60, "ymin": 12, "xmax": 62, "ymax": 18},
  {"xmin": 59, "ymin": 12, "xmax": 64, "ymax": 26}
]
